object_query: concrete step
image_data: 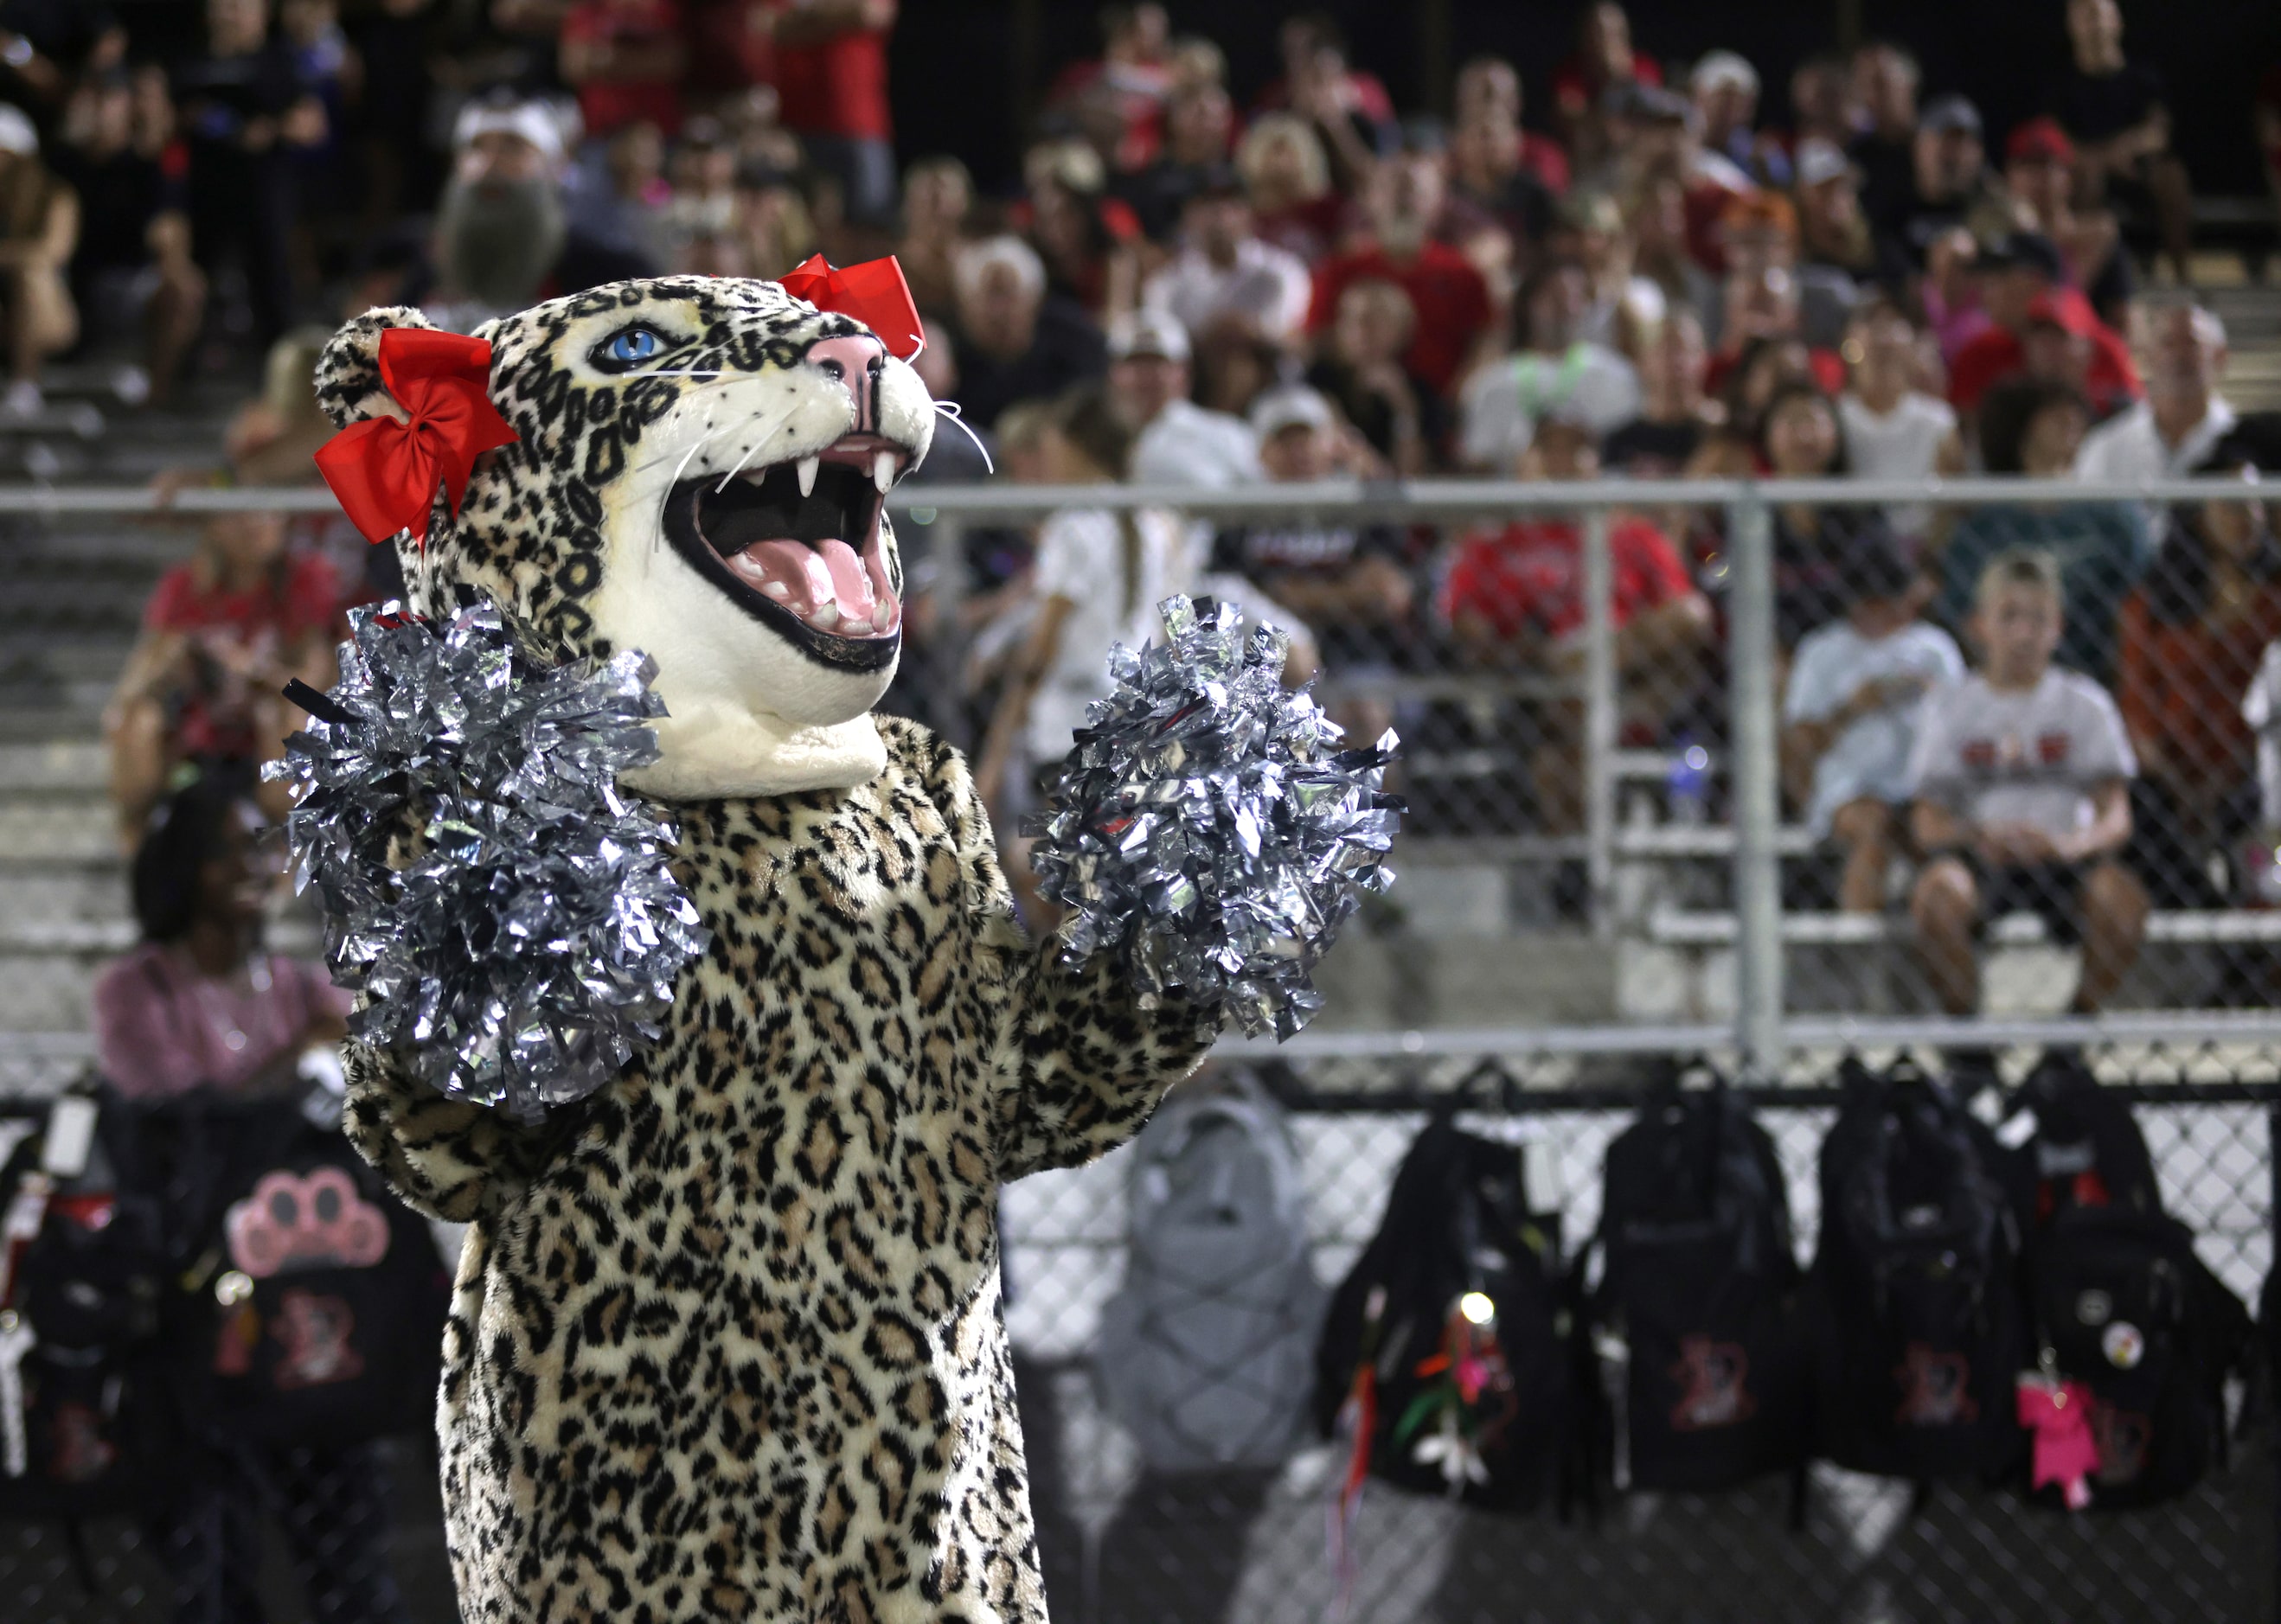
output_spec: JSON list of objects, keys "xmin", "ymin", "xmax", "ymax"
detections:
[{"xmin": 0, "ymin": 739, "xmax": 105, "ymax": 793}]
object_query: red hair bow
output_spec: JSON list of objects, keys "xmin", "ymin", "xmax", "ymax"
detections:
[
  {"xmin": 779, "ymin": 254, "xmax": 925, "ymax": 361},
  {"xmin": 313, "ymin": 328, "xmax": 519, "ymax": 547}
]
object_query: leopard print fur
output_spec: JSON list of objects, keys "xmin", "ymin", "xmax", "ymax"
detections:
[{"xmin": 323, "ymin": 278, "xmax": 1214, "ymax": 1622}]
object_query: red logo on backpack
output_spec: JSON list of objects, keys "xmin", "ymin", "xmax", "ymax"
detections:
[
  {"xmin": 1669, "ymin": 1336, "xmax": 1756, "ymax": 1430},
  {"xmin": 1894, "ymin": 1344, "xmax": 1979, "ymax": 1426}
]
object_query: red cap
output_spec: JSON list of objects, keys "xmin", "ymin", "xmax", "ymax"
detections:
[
  {"xmin": 2007, "ymin": 117, "xmax": 2076, "ymax": 167},
  {"xmin": 2024, "ymin": 286, "xmax": 2095, "ymax": 337}
]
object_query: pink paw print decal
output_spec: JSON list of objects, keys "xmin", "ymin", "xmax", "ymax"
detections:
[{"xmin": 225, "ymin": 1167, "xmax": 391, "ymax": 1279}]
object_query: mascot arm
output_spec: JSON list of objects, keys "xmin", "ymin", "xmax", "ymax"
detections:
[
  {"xmin": 342, "ymin": 1039, "xmax": 565, "ymax": 1223},
  {"xmin": 919, "ymin": 733, "xmax": 1214, "ymax": 1183}
]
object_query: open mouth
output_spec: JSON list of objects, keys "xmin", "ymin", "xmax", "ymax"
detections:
[{"xmin": 660, "ymin": 432, "xmax": 907, "ymax": 671}]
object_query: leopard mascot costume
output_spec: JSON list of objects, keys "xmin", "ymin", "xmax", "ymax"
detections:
[{"xmin": 313, "ymin": 277, "xmax": 1213, "ymax": 1623}]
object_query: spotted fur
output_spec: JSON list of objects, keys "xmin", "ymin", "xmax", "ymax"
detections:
[{"xmin": 328, "ymin": 279, "xmax": 1213, "ymax": 1622}]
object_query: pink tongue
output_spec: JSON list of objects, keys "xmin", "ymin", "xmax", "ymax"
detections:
[{"xmin": 734, "ymin": 537, "xmax": 877, "ymax": 622}]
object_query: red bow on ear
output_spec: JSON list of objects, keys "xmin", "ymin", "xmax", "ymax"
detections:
[
  {"xmin": 779, "ymin": 254, "xmax": 925, "ymax": 361},
  {"xmin": 313, "ymin": 328, "xmax": 519, "ymax": 547}
]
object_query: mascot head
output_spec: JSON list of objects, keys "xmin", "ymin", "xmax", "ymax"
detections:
[{"xmin": 314, "ymin": 273, "xmax": 936, "ymax": 798}]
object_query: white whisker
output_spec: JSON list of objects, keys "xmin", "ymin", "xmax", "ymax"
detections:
[
  {"xmin": 713, "ymin": 403, "xmax": 805, "ymax": 494},
  {"xmin": 931, "ymin": 400, "xmax": 994, "ymax": 476}
]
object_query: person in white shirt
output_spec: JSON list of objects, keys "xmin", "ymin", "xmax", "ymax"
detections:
[
  {"xmin": 1836, "ymin": 296, "xmax": 1962, "ymax": 544},
  {"xmin": 1142, "ymin": 168, "xmax": 1314, "ymax": 348},
  {"xmin": 1783, "ymin": 534, "xmax": 1965, "ymax": 911},
  {"xmin": 1106, "ymin": 309, "xmax": 1263, "ymax": 489},
  {"xmin": 1906, "ymin": 548, "xmax": 2147, "ymax": 1014},
  {"xmin": 2073, "ymin": 304, "xmax": 2237, "ymax": 488},
  {"xmin": 1457, "ymin": 255, "xmax": 1641, "ymax": 470}
]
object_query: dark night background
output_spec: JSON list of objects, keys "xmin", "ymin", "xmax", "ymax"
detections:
[{"xmin": 887, "ymin": 0, "xmax": 2281, "ymax": 197}]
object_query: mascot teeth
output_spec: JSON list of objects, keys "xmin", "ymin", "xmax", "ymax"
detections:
[
  {"xmin": 796, "ymin": 455, "xmax": 819, "ymax": 498},
  {"xmin": 872, "ymin": 451, "xmax": 896, "ymax": 493}
]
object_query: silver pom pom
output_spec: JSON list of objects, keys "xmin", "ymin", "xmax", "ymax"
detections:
[
  {"xmin": 1027, "ymin": 594, "xmax": 1400, "ymax": 1040},
  {"xmin": 265, "ymin": 600, "xmax": 708, "ymax": 1120}
]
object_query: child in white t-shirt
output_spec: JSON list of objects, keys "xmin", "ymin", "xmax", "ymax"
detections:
[
  {"xmin": 1906, "ymin": 548, "xmax": 2148, "ymax": 1014},
  {"xmin": 1782, "ymin": 534, "xmax": 1964, "ymax": 911}
]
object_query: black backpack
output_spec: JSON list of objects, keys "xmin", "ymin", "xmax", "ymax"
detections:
[
  {"xmin": 0, "ymin": 1090, "xmax": 174, "ymax": 1524},
  {"xmin": 1312, "ymin": 1109, "xmax": 1567, "ymax": 1510},
  {"xmin": 138, "ymin": 1089, "xmax": 452, "ymax": 1454},
  {"xmin": 1578, "ymin": 1070, "xmax": 1811, "ymax": 1493},
  {"xmin": 1809, "ymin": 1058, "xmax": 2025, "ymax": 1480},
  {"xmin": 2002, "ymin": 1053, "xmax": 2253, "ymax": 1508}
]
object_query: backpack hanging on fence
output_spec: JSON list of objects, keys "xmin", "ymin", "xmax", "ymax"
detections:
[
  {"xmin": 1093, "ymin": 1072, "xmax": 1325, "ymax": 1473},
  {"xmin": 1577, "ymin": 1066, "xmax": 1811, "ymax": 1494},
  {"xmin": 1312, "ymin": 1107, "xmax": 1567, "ymax": 1512},
  {"xmin": 2000, "ymin": 1052, "xmax": 2253, "ymax": 1509},
  {"xmin": 0, "ymin": 1090, "xmax": 174, "ymax": 1525},
  {"xmin": 142, "ymin": 1087, "xmax": 452, "ymax": 1455},
  {"xmin": 1809, "ymin": 1057, "xmax": 2025, "ymax": 1480}
]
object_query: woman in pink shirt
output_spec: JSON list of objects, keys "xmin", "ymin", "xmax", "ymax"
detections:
[{"xmin": 93, "ymin": 770, "xmax": 347, "ymax": 1101}]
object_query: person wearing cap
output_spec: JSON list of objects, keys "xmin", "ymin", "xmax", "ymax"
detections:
[
  {"xmin": 1794, "ymin": 137, "xmax": 1877, "ymax": 284},
  {"xmin": 1945, "ymin": 230, "xmax": 2137, "ymax": 420},
  {"xmin": 2049, "ymin": 0, "xmax": 2192, "ymax": 283},
  {"xmin": 2076, "ymin": 304, "xmax": 2239, "ymax": 488},
  {"xmin": 1869, "ymin": 92, "xmax": 2012, "ymax": 279},
  {"xmin": 0, "ymin": 98, "xmax": 76, "ymax": 415},
  {"xmin": 2004, "ymin": 115, "xmax": 2131, "ymax": 329},
  {"xmin": 1105, "ymin": 307, "xmax": 1260, "ymax": 489},
  {"xmin": 1305, "ymin": 142, "xmax": 1495, "ymax": 401},
  {"xmin": 1691, "ymin": 49, "xmax": 1786, "ymax": 189},
  {"xmin": 946, "ymin": 233, "xmax": 1106, "ymax": 432},
  {"xmin": 1141, "ymin": 167, "xmax": 1311, "ymax": 348},
  {"xmin": 1443, "ymin": 406, "xmax": 1711, "ymax": 836},
  {"xmin": 1457, "ymin": 254, "xmax": 1639, "ymax": 471},
  {"xmin": 1782, "ymin": 533, "xmax": 1964, "ymax": 911}
]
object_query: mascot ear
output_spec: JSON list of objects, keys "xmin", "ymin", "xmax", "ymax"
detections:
[{"xmin": 313, "ymin": 305, "xmax": 442, "ymax": 429}]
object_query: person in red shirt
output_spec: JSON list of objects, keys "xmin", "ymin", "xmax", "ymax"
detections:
[
  {"xmin": 560, "ymin": 0, "xmax": 689, "ymax": 138},
  {"xmin": 103, "ymin": 511, "xmax": 340, "ymax": 850},
  {"xmin": 1454, "ymin": 54, "xmax": 1571, "ymax": 196},
  {"xmin": 1551, "ymin": 1, "xmax": 1663, "ymax": 173},
  {"xmin": 1307, "ymin": 144, "xmax": 1496, "ymax": 401},
  {"xmin": 1442, "ymin": 412, "xmax": 1713, "ymax": 831},
  {"xmin": 769, "ymin": 0, "xmax": 898, "ymax": 233},
  {"xmin": 1946, "ymin": 230, "xmax": 2139, "ymax": 420}
]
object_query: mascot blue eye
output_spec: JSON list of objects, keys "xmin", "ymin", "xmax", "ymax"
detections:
[{"xmin": 595, "ymin": 326, "xmax": 667, "ymax": 370}]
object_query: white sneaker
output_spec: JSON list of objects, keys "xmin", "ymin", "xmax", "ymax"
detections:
[{"xmin": 3, "ymin": 380, "xmax": 43, "ymax": 417}]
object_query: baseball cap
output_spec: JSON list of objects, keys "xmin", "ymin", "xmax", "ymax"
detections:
[
  {"xmin": 1692, "ymin": 50, "xmax": 1760, "ymax": 99},
  {"xmin": 453, "ymin": 93, "xmax": 568, "ymax": 164},
  {"xmin": 2024, "ymin": 287, "xmax": 2097, "ymax": 337},
  {"xmin": 1248, "ymin": 384, "xmax": 1336, "ymax": 440},
  {"xmin": 1106, "ymin": 310, "xmax": 1191, "ymax": 364},
  {"xmin": 2006, "ymin": 116, "xmax": 2076, "ymax": 167},
  {"xmin": 1983, "ymin": 230, "xmax": 2066, "ymax": 282},
  {"xmin": 1793, "ymin": 137, "xmax": 1852, "ymax": 190},
  {"xmin": 0, "ymin": 103, "xmax": 36, "ymax": 158},
  {"xmin": 1613, "ymin": 82, "xmax": 1694, "ymax": 125},
  {"xmin": 1920, "ymin": 94, "xmax": 1983, "ymax": 137}
]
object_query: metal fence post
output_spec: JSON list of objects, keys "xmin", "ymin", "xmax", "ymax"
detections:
[
  {"xmin": 1726, "ymin": 488, "xmax": 1784, "ymax": 1071},
  {"xmin": 1584, "ymin": 508, "xmax": 1616, "ymax": 939}
]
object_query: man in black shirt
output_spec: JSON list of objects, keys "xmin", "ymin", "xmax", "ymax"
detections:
[{"xmin": 2047, "ymin": 0, "xmax": 2191, "ymax": 280}]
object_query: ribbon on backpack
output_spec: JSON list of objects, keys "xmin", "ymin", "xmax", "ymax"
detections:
[
  {"xmin": 779, "ymin": 254, "xmax": 926, "ymax": 361},
  {"xmin": 313, "ymin": 328, "xmax": 519, "ymax": 547}
]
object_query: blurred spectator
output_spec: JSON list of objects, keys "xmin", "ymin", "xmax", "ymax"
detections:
[
  {"xmin": 1838, "ymin": 296, "xmax": 1962, "ymax": 543},
  {"xmin": 1442, "ymin": 410, "xmax": 1712, "ymax": 834},
  {"xmin": 1457, "ymin": 256, "xmax": 1638, "ymax": 470},
  {"xmin": 1106, "ymin": 308, "xmax": 1259, "ymax": 489},
  {"xmin": 1307, "ymin": 144, "xmax": 1494, "ymax": 401},
  {"xmin": 1255, "ymin": 13, "xmax": 1394, "ymax": 195},
  {"xmin": 1787, "ymin": 52, "xmax": 1860, "ymax": 154},
  {"xmin": 1236, "ymin": 112, "xmax": 1340, "ymax": 265},
  {"xmin": 1945, "ymin": 377, "xmax": 2150, "ymax": 684},
  {"xmin": 427, "ymin": 95, "xmax": 652, "ymax": 329},
  {"xmin": 766, "ymin": 0, "xmax": 899, "ymax": 235},
  {"xmin": 2117, "ymin": 441, "xmax": 2281, "ymax": 904},
  {"xmin": 2050, "ymin": 0, "xmax": 2191, "ymax": 281},
  {"xmin": 566, "ymin": 118, "xmax": 668, "ymax": 266},
  {"xmin": 104, "ymin": 509, "xmax": 339, "ymax": 848},
  {"xmin": 1045, "ymin": 3, "xmax": 1172, "ymax": 176},
  {"xmin": 1567, "ymin": 189, "xmax": 1663, "ymax": 356},
  {"xmin": 2004, "ymin": 116, "xmax": 2131, "ymax": 329},
  {"xmin": 1213, "ymin": 382, "xmax": 1413, "ymax": 739},
  {"xmin": 2075, "ymin": 304, "xmax": 2236, "ymax": 484},
  {"xmin": 1019, "ymin": 137, "xmax": 1141, "ymax": 318},
  {"xmin": 1691, "ymin": 49, "xmax": 1785, "ymax": 188},
  {"xmin": 1715, "ymin": 189, "xmax": 1854, "ymax": 349},
  {"xmin": 0, "ymin": 2, "xmax": 124, "ymax": 115},
  {"xmin": 1793, "ymin": 137, "xmax": 1877, "ymax": 285},
  {"xmin": 1759, "ymin": 381, "xmax": 1898, "ymax": 648},
  {"xmin": 560, "ymin": 0, "xmax": 687, "ymax": 139},
  {"xmin": 1453, "ymin": 54, "xmax": 1569, "ymax": 196},
  {"xmin": 172, "ymin": 0, "xmax": 330, "ymax": 346},
  {"xmin": 1624, "ymin": 171, "xmax": 1716, "ymax": 335},
  {"xmin": 1869, "ymin": 93, "xmax": 2013, "ymax": 281},
  {"xmin": 1782, "ymin": 531, "xmax": 1964, "ymax": 910},
  {"xmin": 1609, "ymin": 84, "xmax": 1748, "ymax": 272},
  {"xmin": 1190, "ymin": 323, "xmax": 1281, "ymax": 420},
  {"xmin": 895, "ymin": 155, "xmax": 970, "ymax": 318},
  {"xmin": 949, "ymin": 234, "xmax": 1105, "ymax": 432},
  {"xmin": 1601, "ymin": 306, "xmax": 1717, "ymax": 477},
  {"xmin": 0, "ymin": 101, "xmax": 76, "ymax": 413},
  {"xmin": 1119, "ymin": 78, "xmax": 1234, "ymax": 241},
  {"xmin": 1142, "ymin": 167, "xmax": 1310, "ymax": 348},
  {"xmin": 656, "ymin": 116, "xmax": 738, "ymax": 272},
  {"xmin": 1304, "ymin": 277, "xmax": 1439, "ymax": 476},
  {"xmin": 56, "ymin": 66, "xmax": 205, "ymax": 406},
  {"xmin": 1946, "ymin": 232, "xmax": 2137, "ymax": 421},
  {"xmin": 1552, "ymin": 2, "xmax": 1662, "ymax": 176},
  {"xmin": 1848, "ymin": 40, "xmax": 1920, "ymax": 231},
  {"xmin": 1445, "ymin": 99, "xmax": 1554, "ymax": 263},
  {"xmin": 1701, "ymin": 258, "xmax": 1844, "ymax": 403},
  {"xmin": 1908, "ymin": 547, "xmax": 2145, "ymax": 1015}
]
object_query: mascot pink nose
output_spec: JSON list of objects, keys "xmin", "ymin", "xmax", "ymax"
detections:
[{"xmin": 805, "ymin": 334, "xmax": 885, "ymax": 434}]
